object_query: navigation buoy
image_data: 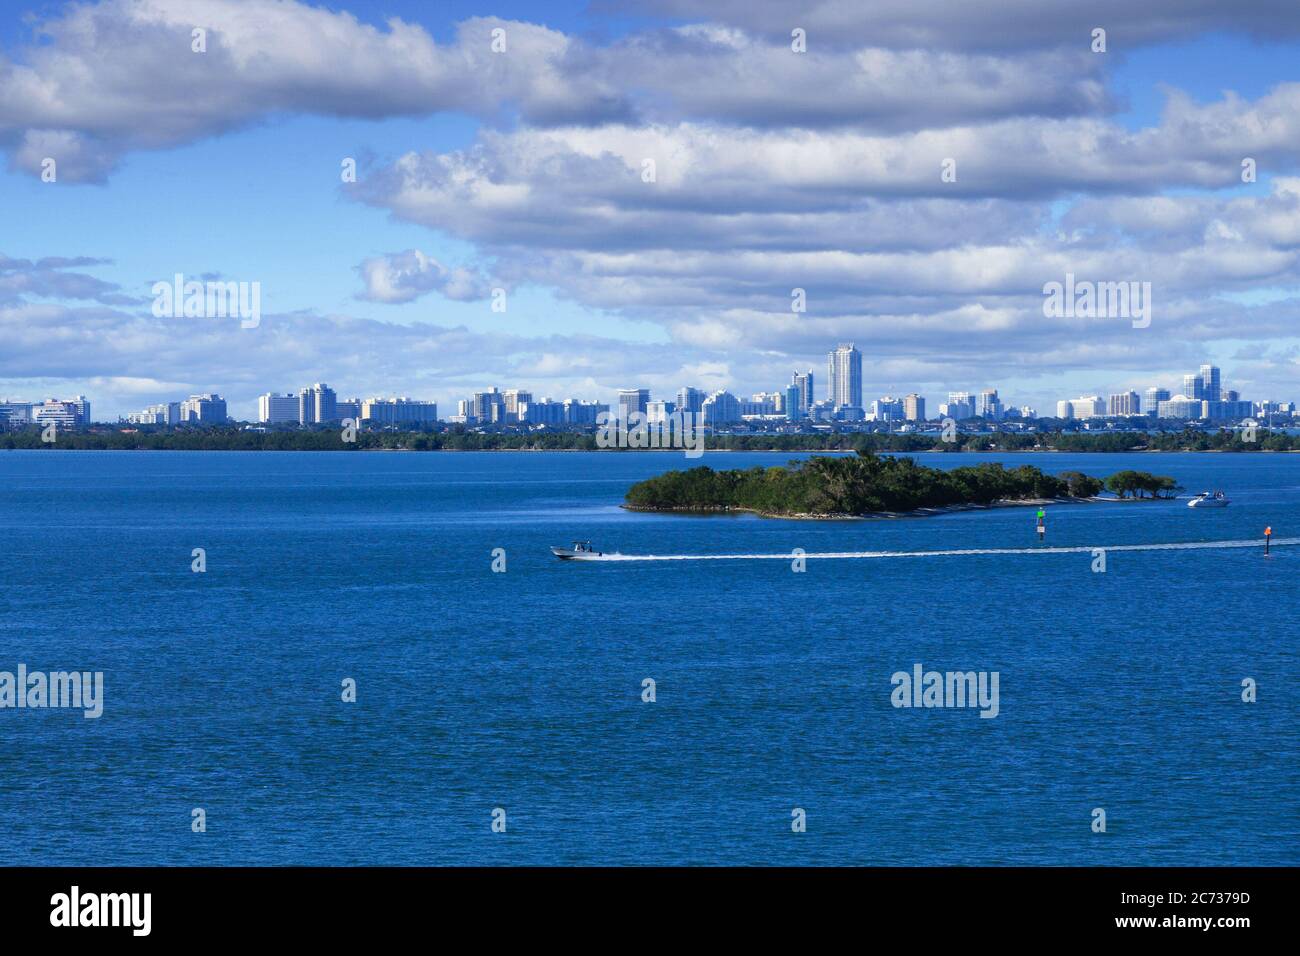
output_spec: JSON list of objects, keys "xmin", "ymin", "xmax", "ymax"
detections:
[
  {"xmin": 1036, "ymin": 508, "xmax": 1046, "ymax": 541},
  {"xmin": 1265, "ymin": 526, "xmax": 1272, "ymax": 555}
]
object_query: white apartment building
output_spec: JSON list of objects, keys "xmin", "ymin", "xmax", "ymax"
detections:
[
  {"xmin": 361, "ymin": 397, "xmax": 439, "ymax": 425},
  {"xmin": 258, "ymin": 393, "xmax": 299, "ymax": 424},
  {"xmin": 1056, "ymin": 396, "xmax": 1106, "ymax": 419}
]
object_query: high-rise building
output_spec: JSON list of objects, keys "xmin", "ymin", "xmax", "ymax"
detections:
[
  {"xmin": 1108, "ymin": 391, "xmax": 1141, "ymax": 416},
  {"xmin": 503, "ymin": 389, "xmax": 533, "ymax": 423},
  {"xmin": 870, "ymin": 396, "xmax": 904, "ymax": 422},
  {"xmin": 180, "ymin": 393, "xmax": 227, "ymax": 424},
  {"xmin": 700, "ymin": 390, "xmax": 741, "ymax": 425},
  {"xmin": 517, "ymin": 399, "xmax": 565, "ymax": 425},
  {"xmin": 361, "ymin": 397, "xmax": 438, "ymax": 425},
  {"xmin": 978, "ymin": 389, "xmax": 1002, "ymax": 420},
  {"xmin": 471, "ymin": 387, "xmax": 504, "ymax": 424},
  {"xmin": 258, "ymin": 393, "xmax": 299, "ymax": 424},
  {"xmin": 943, "ymin": 392, "xmax": 976, "ymax": 420},
  {"xmin": 1058, "ymin": 396, "xmax": 1106, "ymax": 419},
  {"xmin": 784, "ymin": 384, "xmax": 802, "ymax": 421},
  {"xmin": 676, "ymin": 387, "xmax": 706, "ymax": 416},
  {"xmin": 128, "ymin": 401, "xmax": 182, "ymax": 425},
  {"xmin": 618, "ymin": 388, "xmax": 651, "ymax": 423},
  {"xmin": 1199, "ymin": 365, "xmax": 1221, "ymax": 402},
  {"xmin": 1144, "ymin": 387, "xmax": 1170, "ymax": 416},
  {"xmin": 740, "ymin": 397, "xmax": 777, "ymax": 417},
  {"xmin": 645, "ymin": 400, "xmax": 677, "ymax": 425},
  {"xmin": 1158, "ymin": 397, "xmax": 1205, "ymax": 419},
  {"xmin": 791, "ymin": 371, "xmax": 814, "ymax": 414},
  {"xmin": 31, "ymin": 397, "xmax": 91, "ymax": 427},
  {"xmin": 299, "ymin": 383, "xmax": 337, "ymax": 424},
  {"xmin": 903, "ymin": 394, "xmax": 926, "ymax": 422},
  {"xmin": 827, "ymin": 344, "xmax": 862, "ymax": 410},
  {"xmin": 0, "ymin": 400, "xmax": 33, "ymax": 425},
  {"xmin": 1183, "ymin": 374, "xmax": 1204, "ymax": 401},
  {"xmin": 564, "ymin": 400, "xmax": 607, "ymax": 425}
]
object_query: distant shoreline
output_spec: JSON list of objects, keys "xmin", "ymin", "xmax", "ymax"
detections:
[{"xmin": 3, "ymin": 445, "xmax": 1298, "ymax": 454}]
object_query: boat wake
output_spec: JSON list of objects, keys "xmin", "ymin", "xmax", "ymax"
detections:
[{"xmin": 581, "ymin": 537, "xmax": 1299, "ymax": 562}]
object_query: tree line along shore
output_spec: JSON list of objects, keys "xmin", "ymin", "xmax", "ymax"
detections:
[
  {"xmin": 0, "ymin": 426, "xmax": 1297, "ymax": 453},
  {"xmin": 623, "ymin": 452, "xmax": 1181, "ymax": 518}
]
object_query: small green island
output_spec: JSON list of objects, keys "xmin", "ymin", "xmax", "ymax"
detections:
[{"xmin": 624, "ymin": 450, "xmax": 1182, "ymax": 518}]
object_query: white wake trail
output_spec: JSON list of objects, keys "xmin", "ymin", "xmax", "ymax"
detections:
[{"xmin": 581, "ymin": 537, "xmax": 1298, "ymax": 562}]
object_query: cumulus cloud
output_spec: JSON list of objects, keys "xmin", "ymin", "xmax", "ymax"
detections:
[
  {"xmin": 355, "ymin": 250, "xmax": 491, "ymax": 304},
  {"xmin": 0, "ymin": 1, "xmax": 630, "ymax": 181},
  {"xmin": 591, "ymin": 27, "xmax": 1111, "ymax": 129},
  {"xmin": 612, "ymin": 0, "xmax": 1300, "ymax": 52},
  {"xmin": 10, "ymin": 0, "xmax": 1284, "ymax": 182},
  {"xmin": 0, "ymin": 255, "xmax": 140, "ymax": 306}
]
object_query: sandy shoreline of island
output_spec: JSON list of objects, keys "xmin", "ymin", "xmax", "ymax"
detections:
[{"xmin": 620, "ymin": 495, "xmax": 1159, "ymax": 521}]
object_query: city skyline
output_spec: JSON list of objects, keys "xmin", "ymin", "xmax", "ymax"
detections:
[
  {"xmin": 6, "ymin": 352, "xmax": 1294, "ymax": 429},
  {"xmin": 3, "ymin": 2, "xmax": 1300, "ymax": 420}
]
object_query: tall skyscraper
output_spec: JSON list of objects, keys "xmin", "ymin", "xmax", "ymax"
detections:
[
  {"xmin": 1199, "ymin": 364, "xmax": 1221, "ymax": 402},
  {"xmin": 503, "ymin": 389, "xmax": 533, "ymax": 422},
  {"xmin": 181, "ymin": 393, "xmax": 227, "ymax": 424},
  {"xmin": 903, "ymin": 394, "xmax": 926, "ymax": 422},
  {"xmin": 1108, "ymin": 391, "xmax": 1141, "ymax": 416},
  {"xmin": 471, "ymin": 387, "xmax": 504, "ymax": 423},
  {"xmin": 700, "ymin": 390, "xmax": 741, "ymax": 425},
  {"xmin": 618, "ymin": 388, "xmax": 651, "ymax": 423},
  {"xmin": 827, "ymin": 344, "xmax": 862, "ymax": 409},
  {"xmin": 1183, "ymin": 374, "xmax": 1204, "ymax": 401},
  {"xmin": 299, "ymin": 383, "xmax": 337, "ymax": 424},
  {"xmin": 791, "ymin": 370, "xmax": 814, "ymax": 413},
  {"xmin": 258, "ymin": 393, "xmax": 298, "ymax": 424},
  {"xmin": 676, "ymin": 386, "xmax": 706, "ymax": 416},
  {"xmin": 1145, "ymin": 387, "xmax": 1170, "ymax": 416},
  {"xmin": 784, "ymin": 384, "xmax": 801, "ymax": 421},
  {"xmin": 944, "ymin": 392, "xmax": 975, "ymax": 420},
  {"xmin": 978, "ymin": 389, "xmax": 1002, "ymax": 419}
]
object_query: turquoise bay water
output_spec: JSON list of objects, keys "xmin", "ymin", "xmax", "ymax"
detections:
[{"xmin": 1, "ymin": 450, "xmax": 1296, "ymax": 865}]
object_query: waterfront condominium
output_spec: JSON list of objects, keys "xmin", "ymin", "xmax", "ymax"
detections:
[
  {"xmin": 1144, "ymin": 387, "xmax": 1171, "ymax": 415},
  {"xmin": 299, "ymin": 383, "xmax": 337, "ymax": 424},
  {"xmin": 618, "ymin": 388, "xmax": 651, "ymax": 423},
  {"xmin": 1199, "ymin": 364, "xmax": 1222, "ymax": 402},
  {"xmin": 258, "ymin": 392, "xmax": 299, "ymax": 424},
  {"xmin": 1108, "ymin": 391, "xmax": 1141, "ymax": 416},
  {"xmin": 361, "ymin": 397, "xmax": 438, "ymax": 425},
  {"xmin": 30, "ymin": 396, "xmax": 92, "ymax": 428},
  {"xmin": 827, "ymin": 344, "xmax": 862, "ymax": 410},
  {"xmin": 978, "ymin": 388, "xmax": 1002, "ymax": 419},
  {"xmin": 943, "ymin": 392, "xmax": 976, "ymax": 420},
  {"xmin": 676, "ymin": 386, "xmax": 706, "ymax": 416},
  {"xmin": 180, "ymin": 393, "xmax": 228, "ymax": 423},
  {"xmin": 791, "ymin": 370, "xmax": 814, "ymax": 414}
]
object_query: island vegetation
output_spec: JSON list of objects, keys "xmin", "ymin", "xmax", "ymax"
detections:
[{"xmin": 623, "ymin": 450, "xmax": 1181, "ymax": 517}]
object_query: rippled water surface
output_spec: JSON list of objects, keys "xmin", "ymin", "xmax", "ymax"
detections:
[{"xmin": 1, "ymin": 449, "xmax": 1296, "ymax": 865}]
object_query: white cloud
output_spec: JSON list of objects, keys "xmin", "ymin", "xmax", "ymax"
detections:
[{"xmin": 355, "ymin": 250, "xmax": 490, "ymax": 304}]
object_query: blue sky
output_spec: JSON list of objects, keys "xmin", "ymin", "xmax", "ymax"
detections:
[{"xmin": 2, "ymin": 0, "xmax": 1299, "ymax": 419}]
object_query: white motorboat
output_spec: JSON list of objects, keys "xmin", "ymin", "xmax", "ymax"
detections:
[
  {"xmin": 1187, "ymin": 491, "xmax": 1230, "ymax": 508},
  {"xmin": 550, "ymin": 540, "xmax": 605, "ymax": 560}
]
